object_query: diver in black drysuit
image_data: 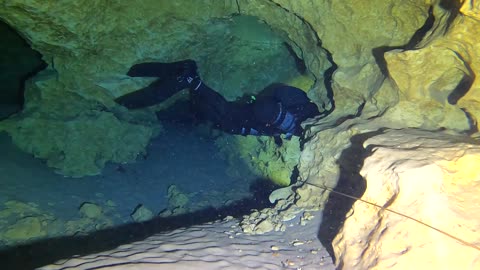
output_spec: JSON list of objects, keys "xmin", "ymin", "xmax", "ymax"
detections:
[{"xmin": 115, "ymin": 60, "xmax": 320, "ymax": 140}]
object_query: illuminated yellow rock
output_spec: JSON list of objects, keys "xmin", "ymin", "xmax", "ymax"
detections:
[
  {"xmin": 242, "ymin": 0, "xmax": 430, "ymax": 114},
  {"xmin": 383, "ymin": 2, "xmax": 480, "ymax": 131},
  {"xmin": 332, "ymin": 129, "xmax": 480, "ymax": 270}
]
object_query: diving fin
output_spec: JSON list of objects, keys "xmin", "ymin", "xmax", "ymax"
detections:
[{"xmin": 127, "ymin": 59, "xmax": 197, "ymax": 78}]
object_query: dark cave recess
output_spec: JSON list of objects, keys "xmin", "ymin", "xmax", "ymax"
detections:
[{"xmin": 0, "ymin": 20, "xmax": 46, "ymax": 119}]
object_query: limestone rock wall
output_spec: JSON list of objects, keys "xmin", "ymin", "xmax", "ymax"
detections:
[
  {"xmin": 297, "ymin": 0, "xmax": 480, "ymax": 215},
  {"xmin": 332, "ymin": 129, "xmax": 480, "ymax": 270},
  {"xmin": 382, "ymin": 2, "xmax": 480, "ymax": 131},
  {"xmin": 239, "ymin": 0, "xmax": 431, "ymax": 116},
  {"xmin": 293, "ymin": 1, "xmax": 480, "ymax": 268}
]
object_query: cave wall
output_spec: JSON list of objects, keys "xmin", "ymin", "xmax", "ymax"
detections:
[
  {"xmin": 0, "ymin": 0, "xmax": 430, "ymax": 176},
  {"xmin": 0, "ymin": 1, "xmax": 304, "ymax": 177}
]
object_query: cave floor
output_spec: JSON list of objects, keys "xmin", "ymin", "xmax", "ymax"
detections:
[
  {"xmin": 0, "ymin": 121, "xmax": 256, "ymax": 245},
  {"xmin": 0, "ymin": 120, "xmax": 336, "ymax": 269},
  {"xmin": 39, "ymin": 209, "xmax": 335, "ymax": 270}
]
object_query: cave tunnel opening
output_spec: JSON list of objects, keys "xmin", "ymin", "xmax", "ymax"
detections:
[
  {"xmin": 0, "ymin": 20, "xmax": 46, "ymax": 120},
  {"xmin": 0, "ymin": 13, "xmax": 335, "ymax": 268}
]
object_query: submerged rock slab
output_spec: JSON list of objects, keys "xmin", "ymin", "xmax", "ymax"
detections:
[
  {"xmin": 0, "ymin": 74, "xmax": 158, "ymax": 177},
  {"xmin": 332, "ymin": 129, "xmax": 480, "ymax": 270}
]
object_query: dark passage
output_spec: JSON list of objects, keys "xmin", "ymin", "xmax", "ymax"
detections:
[{"xmin": 0, "ymin": 20, "xmax": 46, "ymax": 119}]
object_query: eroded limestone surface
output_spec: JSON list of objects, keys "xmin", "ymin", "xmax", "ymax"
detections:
[
  {"xmin": 333, "ymin": 129, "xmax": 480, "ymax": 270},
  {"xmin": 383, "ymin": 3, "xmax": 480, "ymax": 131}
]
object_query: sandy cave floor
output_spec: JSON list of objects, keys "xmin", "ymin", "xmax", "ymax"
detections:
[{"xmin": 38, "ymin": 210, "xmax": 335, "ymax": 270}]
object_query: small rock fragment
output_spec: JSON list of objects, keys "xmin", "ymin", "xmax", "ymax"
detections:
[
  {"xmin": 79, "ymin": 202, "xmax": 103, "ymax": 219},
  {"xmin": 255, "ymin": 219, "xmax": 275, "ymax": 234},
  {"xmin": 292, "ymin": 240, "xmax": 305, "ymax": 246},
  {"xmin": 105, "ymin": 200, "xmax": 116, "ymax": 207},
  {"xmin": 130, "ymin": 204, "xmax": 154, "ymax": 222}
]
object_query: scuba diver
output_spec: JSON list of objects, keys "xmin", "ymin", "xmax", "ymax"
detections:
[{"xmin": 115, "ymin": 60, "xmax": 321, "ymax": 140}]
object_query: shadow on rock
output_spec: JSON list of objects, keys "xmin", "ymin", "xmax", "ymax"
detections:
[{"xmin": 318, "ymin": 129, "xmax": 385, "ymax": 263}]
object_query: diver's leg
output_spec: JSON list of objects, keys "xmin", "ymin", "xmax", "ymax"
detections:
[
  {"xmin": 191, "ymin": 83, "xmax": 229, "ymax": 125},
  {"xmin": 116, "ymin": 60, "xmax": 200, "ymax": 109},
  {"xmin": 191, "ymin": 83, "xmax": 250, "ymax": 134},
  {"xmin": 127, "ymin": 59, "xmax": 196, "ymax": 77},
  {"xmin": 115, "ymin": 78, "xmax": 187, "ymax": 109}
]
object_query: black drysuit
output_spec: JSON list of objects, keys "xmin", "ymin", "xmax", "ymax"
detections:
[{"xmin": 115, "ymin": 60, "xmax": 320, "ymax": 138}]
